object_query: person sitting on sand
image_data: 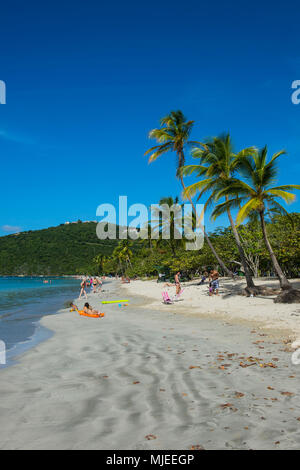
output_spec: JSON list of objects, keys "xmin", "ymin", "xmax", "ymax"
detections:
[
  {"xmin": 70, "ymin": 302, "xmax": 79, "ymax": 312},
  {"xmin": 175, "ymin": 271, "xmax": 181, "ymax": 296},
  {"xmin": 209, "ymin": 270, "xmax": 219, "ymax": 296},
  {"xmin": 83, "ymin": 302, "xmax": 101, "ymax": 315},
  {"xmin": 70, "ymin": 302, "xmax": 103, "ymax": 316},
  {"xmin": 198, "ymin": 271, "xmax": 208, "ymax": 285}
]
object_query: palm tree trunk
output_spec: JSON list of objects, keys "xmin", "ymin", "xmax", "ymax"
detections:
[
  {"xmin": 226, "ymin": 206, "xmax": 256, "ymax": 288},
  {"xmin": 169, "ymin": 240, "xmax": 177, "ymax": 257},
  {"xmin": 259, "ymin": 210, "xmax": 291, "ymax": 290},
  {"xmin": 179, "ymin": 174, "xmax": 234, "ymax": 277}
]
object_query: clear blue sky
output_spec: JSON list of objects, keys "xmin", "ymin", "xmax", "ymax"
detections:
[{"xmin": 0, "ymin": 0, "xmax": 300, "ymax": 236}]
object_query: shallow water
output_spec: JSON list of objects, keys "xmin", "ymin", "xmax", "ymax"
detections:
[{"xmin": 0, "ymin": 277, "xmax": 80, "ymax": 363}]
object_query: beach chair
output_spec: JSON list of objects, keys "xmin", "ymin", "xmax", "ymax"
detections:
[{"xmin": 162, "ymin": 291, "xmax": 173, "ymax": 304}]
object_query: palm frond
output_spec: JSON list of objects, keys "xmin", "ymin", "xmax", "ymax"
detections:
[
  {"xmin": 182, "ymin": 178, "xmax": 213, "ymax": 200},
  {"xmin": 178, "ymin": 164, "xmax": 208, "ymax": 178},
  {"xmin": 268, "ymin": 201, "xmax": 294, "ymax": 226},
  {"xmin": 211, "ymin": 197, "xmax": 245, "ymax": 221},
  {"xmin": 236, "ymin": 198, "xmax": 262, "ymax": 225},
  {"xmin": 267, "ymin": 189, "xmax": 296, "ymax": 204}
]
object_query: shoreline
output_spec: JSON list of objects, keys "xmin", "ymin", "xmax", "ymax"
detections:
[
  {"xmin": 1, "ymin": 280, "xmax": 300, "ymax": 450},
  {"xmin": 0, "ymin": 277, "xmax": 80, "ymax": 367}
]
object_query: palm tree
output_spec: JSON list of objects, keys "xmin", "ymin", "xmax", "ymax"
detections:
[
  {"xmin": 121, "ymin": 241, "xmax": 133, "ymax": 269},
  {"xmin": 145, "ymin": 110, "xmax": 233, "ymax": 277},
  {"xmin": 93, "ymin": 253, "xmax": 107, "ymax": 274},
  {"xmin": 150, "ymin": 196, "xmax": 184, "ymax": 256},
  {"xmin": 181, "ymin": 134, "xmax": 257, "ymax": 291},
  {"xmin": 211, "ymin": 146, "xmax": 300, "ymax": 292},
  {"xmin": 112, "ymin": 240, "xmax": 133, "ymax": 273}
]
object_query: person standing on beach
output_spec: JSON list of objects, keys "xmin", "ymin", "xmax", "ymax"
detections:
[
  {"xmin": 209, "ymin": 270, "xmax": 219, "ymax": 296},
  {"xmin": 175, "ymin": 271, "xmax": 181, "ymax": 295},
  {"xmin": 92, "ymin": 277, "xmax": 98, "ymax": 293},
  {"xmin": 79, "ymin": 278, "xmax": 88, "ymax": 299}
]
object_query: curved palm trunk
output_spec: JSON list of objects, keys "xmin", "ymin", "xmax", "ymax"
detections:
[
  {"xmin": 259, "ymin": 211, "xmax": 291, "ymax": 290},
  {"xmin": 226, "ymin": 206, "xmax": 256, "ymax": 288},
  {"xmin": 179, "ymin": 174, "xmax": 234, "ymax": 277}
]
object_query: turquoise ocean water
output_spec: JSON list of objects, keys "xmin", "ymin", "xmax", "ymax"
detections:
[{"xmin": 0, "ymin": 277, "xmax": 81, "ymax": 366}]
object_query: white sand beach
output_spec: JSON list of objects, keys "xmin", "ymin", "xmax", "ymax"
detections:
[
  {"xmin": 0, "ymin": 279, "xmax": 300, "ymax": 450},
  {"xmin": 123, "ymin": 278, "xmax": 300, "ymax": 340}
]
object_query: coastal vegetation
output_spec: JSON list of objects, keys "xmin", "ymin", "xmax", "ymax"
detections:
[
  {"xmin": 144, "ymin": 111, "xmax": 300, "ymax": 302},
  {"xmin": 106, "ymin": 213, "xmax": 300, "ymax": 282},
  {"xmin": 0, "ymin": 222, "xmax": 121, "ymax": 275},
  {"xmin": 0, "ymin": 212, "xmax": 299, "ymax": 290}
]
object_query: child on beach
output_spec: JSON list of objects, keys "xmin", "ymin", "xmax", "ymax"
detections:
[
  {"xmin": 209, "ymin": 270, "xmax": 219, "ymax": 296},
  {"xmin": 198, "ymin": 271, "xmax": 208, "ymax": 285}
]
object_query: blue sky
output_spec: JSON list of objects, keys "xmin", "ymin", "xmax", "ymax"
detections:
[{"xmin": 0, "ymin": 0, "xmax": 300, "ymax": 236}]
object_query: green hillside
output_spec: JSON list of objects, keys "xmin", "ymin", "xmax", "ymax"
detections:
[{"xmin": 0, "ymin": 222, "xmax": 124, "ymax": 275}]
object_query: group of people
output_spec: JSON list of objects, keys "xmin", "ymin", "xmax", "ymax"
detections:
[
  {"xmin": 79, "ymin": 277, "xmax": 103, "ymax": 300},
  {"xmin": 198, "ymin": 270, "xmax": 219, "ymax": 295},
  {"xmin": 172, "ymin": 269, "xmax": 220, "ymax": 297}
]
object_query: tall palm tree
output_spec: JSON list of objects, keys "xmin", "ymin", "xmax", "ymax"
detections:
[
  {"xmin": 181, "ymin": 134, "xmax": 257, "ymax": 291},
  {"xmin": 211, "ymin": 146, "xmax": 300, "ymax": 291},
  {"xmin": 145, "ymin": 111, "xmax": 233, "ymax": 277},
  {"xmin": 150, "ymin": 196, "xmax": 184, "ymax": 256}
]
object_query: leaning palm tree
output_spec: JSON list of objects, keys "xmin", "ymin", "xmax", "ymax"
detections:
[
  {"xmin": 145, "ymin": 111, "xmax": 233, "ymax": 277},
  {"xmin": 211, "ymin": 146, "xmax": 300, "ymax": 298},
  {"xmin": 181, "ymin": 134, "xmax": 257, "ymax": 292}
]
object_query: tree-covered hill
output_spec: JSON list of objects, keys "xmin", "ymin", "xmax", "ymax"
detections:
[
  {"xmin": 0, "ymin": 222, "xmax": 126, "ymax": 275},
  {"xmin": 1, "ymin": 213, "xmax": 299, "ymax": 278}
]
